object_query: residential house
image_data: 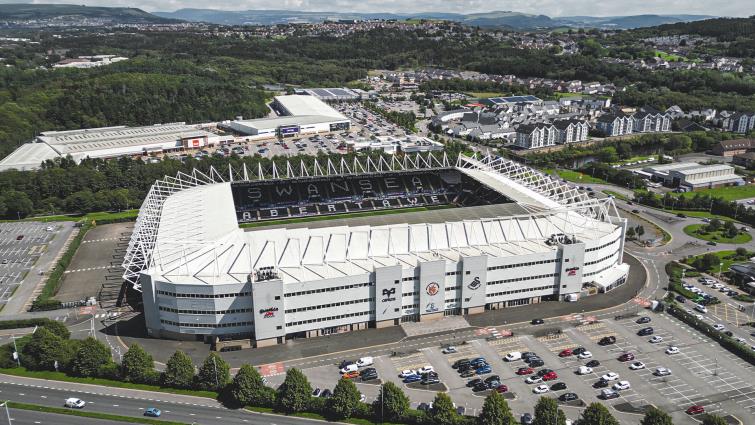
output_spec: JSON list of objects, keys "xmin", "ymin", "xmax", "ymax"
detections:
[
  {"xmin": 514, "ymin": 123, "xmax": 558, "ymax": 149},
  {"xmin": 632, "ymin": 107, "xmax": 671, "ymax": 133},
  {"xmin": 596, "ymin": 113, "xmax": 633, "ymax": 137},
  {"xmin": 711, "ymin": 138, "xmax": 755, "ymax": 156},
  {"xmin": 723, "ymin": 112, "xmax": 755, "ymax": 134},
  {"xmin": 553, "ymin": 120, "xmax": 589, "ymax": 144}
]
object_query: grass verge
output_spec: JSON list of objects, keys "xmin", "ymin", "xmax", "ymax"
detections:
[
  {"xmin": 673, "ymin": 185, "xmax": 755, "ymax": 202},
  {"xmin": 0, "ymin": 368, "xmax": 218, "ymax": 399},
  {"xmin": 240, "ymin": 205, "xmax": 451, "ymax": 229},
  {"xmin": 7, "ymin": 401, "xmax": 189, "ymax": 425},
  {"xmin": 544, "ymin": 168, "xmax": 607, "ymax": 185},
  {"xmin": 2, "ymin": 210, "xmax": 139, "ymax": 224},
  {"xmin": 683, "ymin": 224, "xmax": 752, "ymax": 244}
]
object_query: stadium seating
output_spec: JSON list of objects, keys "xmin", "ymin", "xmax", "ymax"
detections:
[{"xmin": 232, "ymin": 169, "xmax": 510, "ymax": 223}]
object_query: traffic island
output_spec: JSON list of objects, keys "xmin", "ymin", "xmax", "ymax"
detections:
[
  {"xmin": 613, "ymin": 402, "xmax": 652, "ymax": 414},
  {"xmin": 558, "ymin": 399, "xmax": 586, "ymax": 407},
  {"xmin": 406, "ymin": 382, "xmax": 448, "ymax": 392}
]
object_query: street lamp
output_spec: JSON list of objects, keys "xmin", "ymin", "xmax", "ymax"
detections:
[
  {"xmin": 719, "ymin": 262, "xmax": 723, "ymax": 279},
  {"xmin": 0, "ymin": 401, "xmax": 10, "ymax": 425}
]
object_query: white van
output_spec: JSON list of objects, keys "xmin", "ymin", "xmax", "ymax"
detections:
[
  {"xmin": 356, "ymin": 357, "xmax": 373, "ymax": 367},
  {"xmin": 504, "ymin": 351, "xmax": 522, "ymax": 362},
  {"xmin": 340, "ymin": 364, "xmax": 358, "ymax": 374}
]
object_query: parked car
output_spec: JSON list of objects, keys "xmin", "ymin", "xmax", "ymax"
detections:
[
  {"xmin": 441, "ymin": 346, "xmax": 458, "ymax": 354},
  {"xmin": 421, "ymin": 376, "xmax": 440, "ymax": 385},
  {"xmin": 551, "ymin": 382, "xmax": 567, "ymax": 391},
  {"xmin": 601, "ymin": 372, "xmax": 619, "ymax": 381},
  {"xmin": 586, "ymin": 360, "xmax": 600, "ymax": 368},
  {"xmin": 572, "ymin": 347, "xmax": 587, "ymax": 355},
  {"xmin": 593, "ymin": 379, "xmax": 609, "ymax": 388},
  {"xmin": 403, "ymin": 375, "xmax": 422, "ymax": 383},
  {"xmin": 694, "ymin": 304, "xmax": 708, "ymax": 314},
  {"xmin": 686, "ymin": 405, "xmax": 705, "ymax": 415},
  {"xmin": 460, "ymin": 370, "xmax": 476, "ymax": 378},
  {"xmin": 472, "ymin": 382, "xmax": 488, "ymax": 392},
  {"xmin": 521, "ymin": 413, "xmax": 533, "ymax": 425},
  {"xmin": 598, "ymin": 336, "xmax": 616, "ymax": 345},
  {"xmin": 559, "ymin": 349, "xmax": 573, "ymax": 357},
  {"xmin": 516, "ymin": 367, "xmax": 534, "ymax": 375},
  {"xmin": 537, "ymin": 369, "xmax": 554, "ymax": 377},
  {"xmin": 636, "ymin": 316, "xmax": 651, "ymax": 324},
  {"xmin": 361, "ymin": 371, "xmax": 378, "ymax": 381},
  {"xmin": 343, "ymin": 371, "xmax": 360, "ymax": 379},
  {"xmin": 654, "ymin": 367, "xmax": 672, "ymax": 377},
  {"xmin": 476, "ymin": 365, "xmax": 492, "ymax": 375},
  {"xmin": 399, "ymin": 369, "xmax": 417, "ymax": 378},
  {"xmin": 312, "ymin": 388, "xmax": 322, "ymax": 397},
  {"xmin": 577, "ymin": 351, "xmax": 592, "ymax": 359},
  {"xmin": 466, "ymin": 378, "xmax": 482, "ymax": 388},
  {"xmin": 559, "ymin": 393, "xmax": 579, "ymax": 402},
  {"xmin": 637, "ymin": 327, "xmax": 654, "ymax": 336},
  {"xmin": 144, "ymin": 408, "xmax": 161, "ymax": 417},
  {"xmin": 713, "ymin": 324, "xmax": 726, "ymax": 331},
  {"xmin": 504, "ymin": 352, "xmax": 522, "ymax": 361},
  {"xmin": 484, "ymin": 375, "xmax": 501, "ymax": 385},
  {"xmin": 528, "ymin": 358, "xmax": 545, "ymax": 367},
  {"xmin": 542, "ymin": 372, "xmax": 558, "ymax": 381},
  {"xmin": 531, "ymin": 318, "xmax": 545, "ymax": 325},
  {"xmin": 577, "ymin": 366, "xmax": 593, "ymax": 375},
  {"xmin": 666, "ymin": 346, "xmax": 680, "ymax": 355},
  {"xmin": 649, "ymin": 336, "xmax": 664, "ymax": 343},
  {"xmin": 618, "ymin": 352, "xmax": 635, "ymax": 362},
  {"xmin": 675, "ymin": 295, "xmax": 686, "ymax": 303},
  {"xmin": 417, "ymin": 366, "xmax": 435, "ymax": 375},
  {"xmin": 496, "ymin": 384, "xmax": 509, "ymax": 393},
  {"xmin": 452, "ymin": 359, "xmax": 470, "ymax": 369},
  {"xmin": 600, "ymin": 389, "xmax": 620, "ymax": 400},
  {"xmin": 524, "ymin": 376, "xmax": 543, "ymax": 384},
  {"xmin": 629, "ymin": 361, "xmax": 645, "ymax": 370},
  {"xmin": 533, "ymin": 384, "xmax": 549, "ymax": 394},
  {"xmin": 356, "ymin": 357, "xmax": 373, "ymax": 367}
]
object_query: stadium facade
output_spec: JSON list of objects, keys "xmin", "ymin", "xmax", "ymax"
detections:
[{"xmin": 124, "ymin": 154, "xmax": 629, "ymax": 346}]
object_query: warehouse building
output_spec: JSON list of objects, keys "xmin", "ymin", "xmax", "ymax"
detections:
[
  {"xmin": 124, "ymin": 155, "xmax": 629, "ymax": 346},
  {"xmin": 225, "ymin": 95, "xmax": 350, "ymax": 138},
  {"xmin": 296, "ymin": 87, "xmax": 368, "ymax": 102},
  {"xmin": 0, "ymin": 123, "xmax": 227, "ymax": 171},
  {"xmin": 642, "ymin": 162, "xmax": 744, "ymax": 190}
]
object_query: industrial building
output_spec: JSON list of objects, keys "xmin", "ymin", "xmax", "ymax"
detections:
[
  {"xmin": 346, "ymin": 136, "xmax": 443, "ymax": 154},
  {"xmin": 481, "ymin": 95, "xmax": 542, "ymax": 108},
  {"xmin": 0, "ymin": 123, "xmax": 228, "ymax": 171},
  {"xmin": 123, "ymin": 154, "xmax": 629, "ymax": 346},
  {"xmin": 642, "ymin": 162, "xmax": 744, "ymax": 190},
  {"xmin": 296, "ymin": 87, "xmax": 370, "ymax": 102},
  {"xmin": 225, "ymin": 95, "xmax": 350, "ymax": 138}
]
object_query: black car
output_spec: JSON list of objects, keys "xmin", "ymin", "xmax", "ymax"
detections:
[
  {"xmin": 559, "ymin": 393, "xmax": 579, "ymax": 402},
  {"xmin": 521, "ymin": 352, "xmax": 537, "ymax": 359},
  {"xmin": 636, "ymin": 316, "xmax": 651, "ymax": 324},
  {"xmin": 456, "ymin": 406, "xmax": 466, "ymax": 416},
  {"xmin": 724, "ymin": 331, "xmax": 734, "ymax": 337},
  {"xmin": 550, "ymin": 382, "xmax": 567, "ymax": 391},
  {"xmin": 727, "ymin": 290, "xmax": 739, "ymax": 297},
  {"xmin": 312, "ymin": 388, "xmax": 321, "ymax": 397},
  {"xmin": 523, "ymin": 355, "xmax": 541, "ymax": 363},
  {"xmin": 521, "ymin": 413, "xmax": 533, "ymax": 425},
  {"xmin": 637, "ymin": 327, "xmax": 654, "ymax": 336},
  {"xmin": 460, "ymin": 370, "xmax": 476, "ymax": 378},
  {"xmin": 598, "ymin": 336, "xmax": 616, "ymax": 345},
  {"xmin": 632, "ymin": 209, "xmax": 640, "ymax": 213},
  {"xmin": 321, "ymin": 389, "xmax": 333, "ymax": 398},
  {"xmin": 362, "ymin": 372, "xmax": 378, "ymax": 381},
  {"xmin": 586, "ymin": 360, "xmax": 601, "ymax": 368},
  {"xmin": 593, "ymin": 379, "xmax": 609, "ymax": 388},
  {"xmin": 452, "ymin": 359, "xmax": 470, "ymax": 369},
  {"xmin": 572, "ymin": 347, "xmax": 586, "ymax": 355},
  {"xmin": 467, "ymin": 378, "xmax": 483, "ymax": 388},
  {"xmin": 472, "ymin": 382, "xmax": 489, "ymax": 392},
  {"xmin": 537, "ymin": 369, "xmax": 554, "ymax": 377},
  {"xmin": 484, "ymin": 375, "xmax": 501, "ymax": 384},
  {"xmin": 421, "ymin": 377, "xmax": 440, "ymax": 385},
  {"xmin": 528, "ymin": 359, "xmax": 545, "ymax": 368},
  {"xmin": 675, "ymin": 295, "xmax": 686, "ymax": 303},
  {"xmin": 360, "ymin": 368, "xmax": 376, "ymax": 376},
  {"xmin": 418, "ymin": 403, "xmax": 430, "ymax": 411},
  {"xmin": 486, "ymin": 380, "xmax": 501, "ymax": 389},
  {"xmin": 531, "ymin": 318, "xmax": 545, "ymax": 325}
]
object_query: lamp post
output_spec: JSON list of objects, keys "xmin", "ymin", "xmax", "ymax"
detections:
[
  {"xmin": 0, "ymin": 401, "xmax": 10, "ymax": 425},
  {"xmin": 719, "ymin": 262, "xmax": 723, "ymax": 279}
]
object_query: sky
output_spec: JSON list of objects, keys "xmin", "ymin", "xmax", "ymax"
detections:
[{"xmin": 5, "ymin": 0, "xmax": 753, "ymax": 16}]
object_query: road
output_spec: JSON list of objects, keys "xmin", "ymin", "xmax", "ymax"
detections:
[
  {"xmin": 8, "ymin": 408, "xmax": 128, "ymax": 425},
  {"xmin": 0, "ymin": 377, "xmax": 313, "ymax": 425}
]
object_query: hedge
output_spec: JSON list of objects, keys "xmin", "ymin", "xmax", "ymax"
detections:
[{"xmin": 31, "ymin": 221, "xmax": 92, "ymax": 311}]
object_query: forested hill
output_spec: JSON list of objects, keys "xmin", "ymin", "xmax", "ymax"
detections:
[
  {"xmin": 628, "ymin": 16, "xmax": 755, "ymax": 40},
  {"xmin": 0, "ymin": 4, "xmax": 178, "ymax": 23}
]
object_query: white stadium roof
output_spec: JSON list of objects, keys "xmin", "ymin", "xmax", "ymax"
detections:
[{"xmin": 123, "ymin": 154, "xmax": 622, "ymax": 290}]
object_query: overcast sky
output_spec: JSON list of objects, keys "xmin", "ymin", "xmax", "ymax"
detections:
[{"xmin": 8, "ymin": 0, "xmax": 752, "ymax": 16}]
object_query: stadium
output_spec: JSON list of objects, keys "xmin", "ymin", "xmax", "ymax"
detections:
[{"xmin": 123, "ymin": 154, "xmax": 629, "ymax": 347}]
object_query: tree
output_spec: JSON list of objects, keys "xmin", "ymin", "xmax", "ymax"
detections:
[
  {"xmin": 626, "ymin": 227, "xmax": 636, "ymax": 240},
  {"xmin": 533, "ymin": 397, "xmax": 567, "ymax": 425},
  {"xmin": 708, "ymin": 218, "xmax": 722, "ymax": 231},
  {"xmin": 71, "ymin": 337, "xmax": 113, "ymax": 377},
  {"xmin": 735, "ymin": 247, "xmax": 748, "ymax": 257},
  {"xmin": 20, "ymin": 327, "xmax": 74, "ymax": 371},
  {"xmin": 196, "ymin": 352, "xmax": 230, "ymax": 391},
  {"xmin": 276, "ymin": 368, "xmax": 312, "ymax": 413},
  {"xmin": 231, "ymin": 364, "xmax": 274, "ymax": 407},
  {"xmin": 373, "ymin": 381, "xmax": 410, "ymax": 422},
  {"xmin": 430, "ymin": 392, "xmax": 458, "ymax": 425},
  {"xmin": 576, "ymin": 402, "xmax": 620, "ymax": 425},
  {"xmin": 121, "ymin": 344, "xmax": 154, "ymax": 383},
  {"xmin": 637, "ymin": 225, "xmax": 645, "ymax": 237},
  {"xmin": 478, "ymin": 391, "xmax": 515, "ymax": 425},
  {"xmin": 328, "ymin": 378, "xmax": 361, "ymax": 419},
  {"xmin": 701, "ymin": 414, "xmax": 727, "ymax": 425},
  {"xmin": 640, "ymin": 406, "xmax": 674, "ymax": 425},
  {"xmin": 161, "ymin": 350, "xmax": 195, "ymax": 389},
  {"xmin": 1, "ymin": 190, "xmax": 33, "ymax": 219}
]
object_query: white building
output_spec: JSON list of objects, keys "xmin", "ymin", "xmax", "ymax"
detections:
[
  {"xmin": 124, "ymin": 155, "xmax": 629, "ymax": 345},
  {"xmin": 514, "ymin": 123, "xmax": 558, "ymax": 149}
]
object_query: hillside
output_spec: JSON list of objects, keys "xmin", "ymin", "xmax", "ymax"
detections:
[{"xmin": 0, "ymin": 4, "xmax": 179, "ymax": 24}]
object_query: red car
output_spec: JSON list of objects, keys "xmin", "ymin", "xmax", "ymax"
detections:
[
  {"xmin": 686, "ymin": 405, "xmax": 705, "ymax": 415},
  {"xmin": 516, "ymin": 367, "xmax": 534, "ymax": 375},
  {"xmin": 618, "ymin": 352, "xmax": 635, "ymax": 362},
  {"xmin": 496, "ymin": 384, "xmax": 508, "ymax": 393},
  {"xmin": 542, "ymin": 371, "xmax": 558, "ymax": 381},
  {"xmin": 558, "ymin": 349, "xmax": 573, "ymax": 357}
]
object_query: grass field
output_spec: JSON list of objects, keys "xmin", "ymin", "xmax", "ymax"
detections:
[
  {"xmin": 239, "ymin": 205, "xmax": 452, "ymax": 229},
  {"xmin": 683, "ymin": 250, "xmax": 746, "ymax": 273},
  {"xmin": 544, "ymin": 168, "xmax": 607, "ymax": 185},
  {"xmin": 466, "ymin": 92, "xmax": 507, "ymax": 99},
  {"xmin": 674, "ymin": 185, "xmax": 755, "ymax": 202},
  {"xmin": 655, "ymin": 50, "xmax": 685, "ymax": 62},
  {"xmin": 683, "ymin": 224, "xmax": 753, "ymax": 244}
]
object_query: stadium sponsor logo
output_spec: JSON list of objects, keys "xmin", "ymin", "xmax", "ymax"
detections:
[
  {"xmin": 467, "ymin": 276, "xmax": 481, "ymax": 290},
  {"xmin": 565, "ymin": 267, "xmax": 580, "ymax": 276},
  {"xmin": 381, "ymin": 288, "xmax": 397, "ymax": 302},
  {"xmin": 259, "ymin": 307, "xmax": 278, "ymax": 318},
  {"xmin": 425, "ymin": 302, "xmax": 439, "ymax": 313},
  {"xmin": 426, "ymin": 282, "xmax": 440, "ymax": 296}
]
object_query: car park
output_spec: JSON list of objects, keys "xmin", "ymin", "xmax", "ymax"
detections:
[
  {"xmin": 637, "ymin": 327, "xmax": 654, "ymax": 336},
  {"xmin": 577, "ymin": 351, "xmax": 592, "ymax": 359},
  {"xmin": 586, "ymin": 360, "xmax": 600, "ymax": 368},
  {"xmin": 649, "ymin": 336, "xmax": 664, "ymax": 343},
  {"xmin": 559, "ymin": 392, "xmax": 578, "ymax": 402},
  {"xmin": 144, "ymin": 408, "xmax": 161, "ymax": 417},
  {"xmin": 64, "ymin": 398, "xmax": 86, "ymax": 409},
  {"xmin": 577, "ymin": 366, "xmax": 593, "ymax": 375},
  {"xmin": 525, "ymin": 376, "xmax": 543, "ymax": 384},
  {"xmin": 654, "ymin": 367, "xmax": 672, "ymax": 376},
  {"xmin": 601, "ymin": 372, "xmax": 619, "ymax": 381},
  {"xmin": 629, "ymin": 361, "xmax": 645, "ymax": 370},
  {"xmin": 516, "ymin": 367, "xmax": 534, "ymax": 375},
  {"xmin": 666, "ymin": 346, "xmax": 680, "ymax": 355},
  {"xmin": 533, "ymin": 384, "xmax": 549, "ymax": 394}
]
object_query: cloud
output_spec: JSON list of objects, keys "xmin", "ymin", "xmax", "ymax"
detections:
[{"xmin": 23, "ymin": 0, "xmax": 753, "ymax": 17}]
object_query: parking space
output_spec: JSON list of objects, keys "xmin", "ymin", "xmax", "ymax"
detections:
[{"xmin": 486, "ymin": 335, "xmax": 529, "ymax": 358}]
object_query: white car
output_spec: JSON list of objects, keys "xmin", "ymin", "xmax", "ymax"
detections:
[
  {"xmin": 654, "ymin": 367, "xmax": 672, "ymax": 377},
  {"xmin": 533, "ymin": 384, "xmax": 549, "ymax": 394},
  {"xmin": 649, "ymin": 336, "xmax": 664, "ymax": 343},
  {"xmin": 441, "ymin": 346, "xmax": 457, "ymax": 354},
  {"xmin": 613, "ymin": 380, "xmax": 631, "ymax": 391},
  {"xmin": 601, "ymin": 372, "xmax": 620, "ymax": 381},
  {"xmin": 711, "ymin": 283, "xmax": 724, "ymax": 289},
  {"xmin": 64, "ymin": 398, "xmax": 86, "ymax": 409},
  {"xmin": 45, "ymin": 226, "xmax": 55, "ymax": 232},
  {"xmin": 356, "ymin": 357, "xmax": 373, "ymax": 367},
  {"xmin": 665, "ymin": 346, "xmax": 680, "ymax": 355},
  {"xmin": 417, "ymin": 365, "xmax": 434, "ymax": 374},
  {"xmin": 525, "ymin": 376, "xmax": 543, "ymax": 384},
  {"xmin": 718, "ymin": 286, "xmax": 729, "ymax": 293},
  {"xmin": 694, "ymin": 304, "xmax": 708, "ymax": 314},
  {"xmin": 695, "ymin": 314, "xmax": 704, "ymax": 320},
  {"xmin": 504, "ymin": 351, "xmax": 522, "ymax": 362},
  {"xmin": 629, "ymin": 361, "xmax": 645, "ymax": 370},
  {"xmin": 713, "ymin": 324, "xmax": 726, "ymax": 331},
  {"xmin": 577, "ymin": 351, "xmax": 592, "ymax": 359},
  {"xmin": 577, "ymin": 366, "xmax": 593, "ymax": 375},
  {"xmin": 399, "ymin": 369, "xmax": 417, "ymax": 378},
  {"xmin": 360, "ymin": 393, "xmax": 366, "ymax": 402},
  {"xmin": 735, "ymin": 337, "xmax": 746, "ymax": 344}
]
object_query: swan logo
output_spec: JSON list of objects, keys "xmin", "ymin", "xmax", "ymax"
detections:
[{"xmin": 467, "ymin": 276, "xmax": 481, "ymax": 290}]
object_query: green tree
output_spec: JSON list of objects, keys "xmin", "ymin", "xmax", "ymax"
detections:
[
  {"xmin": 701, "ymin": 414, "xmax": 727, "ymax": 425},
  {"xmin": 626, "ymin": 227, "xmax": 636, "ymax": 239},
  {"xmin": 640, "ymin": 406, "xmax": 674, "ymax": 425},
  {"xmin": 373, "ymin": 381, "xmax": 410, "ymax": 422},
  {"xmin": 20, "ymin": 327, "xmax": 74, "ymax": 371},
  {"xmin": 230, "ymin": 364, "xmax": 274, "ymax": 407},
  {"xmin": 430, "ymin": 392, "xmax": 458, "ymax": 425},
  {"xmin": 637, "ymin": 225, "xmax": 645, "ymax": 237},
  {"xmin": 196, "ymin": 352, "xmax": 230, "ymax": 391},
  {"xmin": 328, "ymin": 378, "xmax": 361, "ymax": 419},
  {"xmin": 576, "ymin": 402, "xmax": 620, "ymax": 425},
  {"xmin": 708, "ymin": 218, "xmax": 722, "ymax": 231},
  {"xmin": 71, "ymin": 337, "xmax": 113, "ymax": 377},
  {"xmin": 533, "ymin": 396, "xmax": 567, "ymax": 425},
  {"xmin": 276, "ymin": 368, "xmax": 312, "ymax": 413},
  {"xmin": 477, "ymin": 391, "xmax": 515, "ymax": 425},
  {"xmin": 1, "ymin": 190, "xmax": 33, "ymax": 219},
  {"xmin": 121, "ymin": 344, "xmax": 154, "ymax": 383},
  {"xmin": 161, "ymin": 350, "xmax": 195, "ymax": 389}
]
